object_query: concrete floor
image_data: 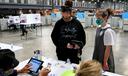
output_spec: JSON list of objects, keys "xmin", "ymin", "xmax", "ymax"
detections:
[{"xmin": 0, "ymin": 26, "xmax": 128, "ymax": 76}]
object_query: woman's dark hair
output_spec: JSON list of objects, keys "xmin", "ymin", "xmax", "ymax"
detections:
[
  {"xmin": 106, "ymin": 8, "xmax": 114, "ymax": 18},
  {"xmin": 97, "ymin": 8, "xmax": 114, "ymax": 19}
]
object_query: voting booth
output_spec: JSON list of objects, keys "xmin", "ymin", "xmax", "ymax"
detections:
[
  {"xmin": 0, "ymin": 18, "xmax": 8, "ymax": 30},
  {"xmin": 51, "ymin": 12, "xmax": 62, "ymax": 26},
  {"xmin": 122, "ymin": 12, "xmax": 128, "ymax": 31},
  {"xmin": 45, "ymin": 15, "xmax": 52, "ymax": 25},
  {"xmin": 122, "ymin": 12, "xmax": 128, "ymax": 19},
  {"xmin": 20, "ymin": 14, "xmax": 42, "ymax": 39},
  {"xmin": 0, "ymin": 43, "xmax": 23, "ymax": 52},
  {"xmin": 20, "ymin": 14, "xmax": 41, "ymax": 25},
  {"xmin": 41, "ymin": 16, "xmax": 46, "ymax": 26},
  {"xmin": 51, "ymin": 13, "xmax": 57, "ymax": 25},
  {"xmin": 7, "ymin": 16, "xmax": 21, "ymax": 30},
  {"xmin": 76, "ymin": 12, "xmax": 86, "ymax": 28},
  {"xmin": 8, "ymin": 16, "xmax": 20, "ymax": 24}
]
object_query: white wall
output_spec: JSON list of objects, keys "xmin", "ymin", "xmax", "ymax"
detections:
[
  {"xmin": 47, "ymin": 0, "xmax": 50, "ymax": 5},
  {"xmin": 21, "ymin": 0, "xmax": 24, "ymax": 4},
  {"xmin": 14, "ymin": 0, "xmax": 17, "ymax": 3},
  {"xmin": 5, "ymin": 0, "xmax": 9, "ymax": 3},
  {"xmin": 0, "ymin": 0, "xmax": 2, "ymax": 2},
  {"xmin": 28, "ymin": 0, "xmax": 36, "ymax": 4}
]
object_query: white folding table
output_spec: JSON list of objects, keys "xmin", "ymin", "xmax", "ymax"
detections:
[
  {"xmin": 16, "ymin": 57, "xmax": 123, "ymax": 76},
  {"xmin": 0, "ymin": 43, "xmax": 23, "ymax": 51}
]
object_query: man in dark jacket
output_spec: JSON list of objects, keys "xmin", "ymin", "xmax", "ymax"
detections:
[{"xmin": 51, "ymin": 6, "xmax": 86, "ymax": 64}]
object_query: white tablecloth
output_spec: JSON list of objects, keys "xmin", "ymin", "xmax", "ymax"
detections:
[
  {"xmin": 0, "ymin": 43, "xmax": 23, "ymax": 51},
  {"xmin": 16, "ymin": 57, "xmax": 123, "ymax": 76}
]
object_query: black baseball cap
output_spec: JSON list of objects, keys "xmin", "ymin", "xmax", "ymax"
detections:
[
  {"xmin": 61, "ymin": 6, "xmax": 72, "ymax": 12},
  {"xmin": 0, "ymin": 49, "xmax": 19, "ymax": 71}
]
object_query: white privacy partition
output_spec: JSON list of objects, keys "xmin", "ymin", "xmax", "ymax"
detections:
[
  {"xmin": 51, "ymin": 12, "xmax": 62, "ymax": 26},
  {"xmin": 8, "ymin": 16, "xmax": 20, "ymax": 24},
  {"xmin": 76, "ymin": 12, "xmax": 86, "ymax": 28},
  {"xmin": 122, "ymin": 12, "xmax": 128, "ymax": 31},
  {"xmin": 123, "ymin": 19, "xmax": 128, "ymax": 31},
  {"xmin": 41, "ymin": 16, "xmax": 46, "ymax": 26},
  {"xmin": 0, "ymin": 18, "xmax": 8, "ymax": 30},
  {"xmin": 45, "ymin": 15, "xmax": 52, "ymax": 25},
  {"xmin": 51, "ymin": 13, "xmax": 57, "ymax": 26},
  {"xmin": 20, "ymin": 14, "xmax": 41, "ymax": 25}
]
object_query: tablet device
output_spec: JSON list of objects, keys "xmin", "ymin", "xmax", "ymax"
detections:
[{"xmin": 28, "ymin": 58, "xmax": 43, "ymax": 73}]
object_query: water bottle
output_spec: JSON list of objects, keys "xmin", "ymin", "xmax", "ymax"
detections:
[
  {"xmin": 67, "ymin": 58, "xmax": 71, "ymax": 64},
  {"xmin": 33, "ymin": 50, "xmax": 42, "ymax": 60},
  {"xmin": 33, "ymin": 50, "xmax": 38, "ymax": 59},
  {"xmin": 37, "ymin": 50, "xmax": 42, "ymax": 60},
  {"xmin": 11, "ymin": 43, "xmax": 13, "ymax": 49}
]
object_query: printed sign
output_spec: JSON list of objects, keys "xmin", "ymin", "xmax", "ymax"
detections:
[{"xmin": 8, "ymin": 16, "xmax": 20, "ymax": 24}]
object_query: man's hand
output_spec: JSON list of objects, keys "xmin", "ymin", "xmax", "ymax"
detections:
[
  {"xmin": 39, "ymin": 68, "xmax": 51, "ymax": 76},
  {"xmin": 17, "ymin": 64, "xmax": 31, "ymax": 73},
  {"xmin": 74, "ymin": 44, "xmax": 80, "ymax": 49},
  {"xmin": 103, "ymin": 62, "xmax": 109, "ymax": 71},
  {"xmin": 67, "ymin": 43, "xmax": 74, "ymax": 49},
  {"xmin": 67, "ymin": 43, "xmax": 80, "ymax": 49}
]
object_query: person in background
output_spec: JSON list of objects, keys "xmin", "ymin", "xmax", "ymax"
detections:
[
  {"xmin": 20, "ymin": 24, "xmax": 28, "ymax": 36},
  {"xmin": 92, "ymin": 8, "xmax": 116, "ymax": 73},
  {"xmin": 51, "ymin": 6, "xmax": 86, "ymax": 64},
  {"xmin": 71, "ymin": 9, "xmax": 77, "ymax": 19},
  {"xmin": 76, "ymin": 60, "xmax": 102, "ymax": 76},
  {"xmin": 65, "ymin": 0, "xmax": 73, "ymax": 7}
]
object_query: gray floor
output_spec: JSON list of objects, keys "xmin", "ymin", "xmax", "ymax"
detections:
[{"xmin": 0, "ymin": 26, "xmax": 128, "ymax": 76}]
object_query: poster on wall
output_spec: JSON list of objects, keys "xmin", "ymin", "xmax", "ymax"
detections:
[
  {"xmin": 8, "ymin": 16, "xmax": 20, "ymax": 24},
  {"xmin": 20, "ymin": 14, "xmax": 41, "ymax": 25}
]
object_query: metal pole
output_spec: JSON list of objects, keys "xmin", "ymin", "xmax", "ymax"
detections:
[
  {"xmin": 43, "ymin": 0, "xmax": 44, "ymax": 10},
  {"xmin": 114, "ymin": 1, "xmax": 116, "ymax": 9}
]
